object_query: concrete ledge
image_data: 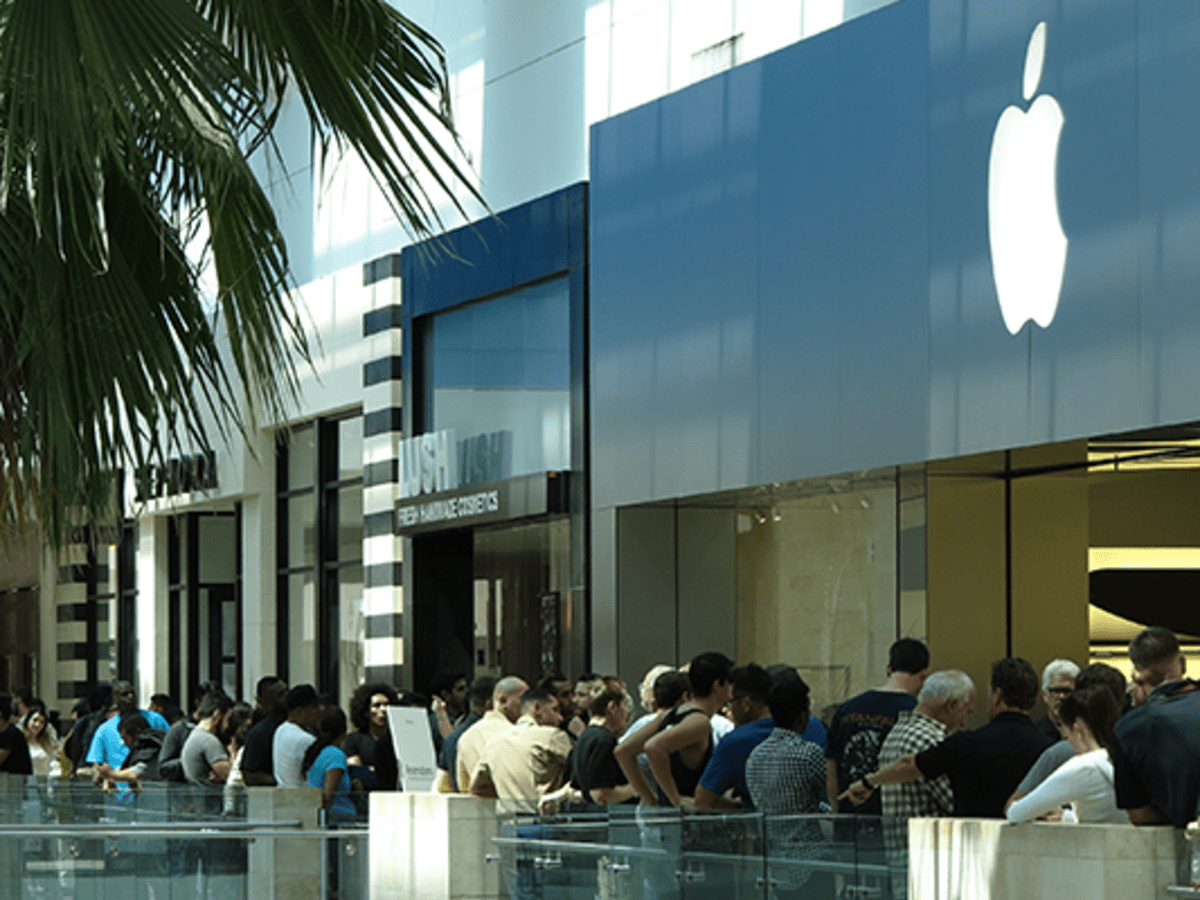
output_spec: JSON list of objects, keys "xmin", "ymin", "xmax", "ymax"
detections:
[
  {"xmin": 247, "ymin": 786, "xmax": 323, "ymax": 900},
  {"xmin": 909, "ymin": 817, "xmax": 1184, "ymax": 900},
  {"xmin": 370, "ymin": 792, "xmax": 501, "ymax": 900}
]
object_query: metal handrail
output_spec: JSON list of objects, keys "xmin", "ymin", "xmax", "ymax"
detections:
[
  {"xmin": 0, "ymin": 819, "xmax": 304, "ymax": 832},
  {"xmin": 487, "ymin": 834, "xmax": 893, "ymax": 877},
  {"xmin": 0, "ymin": 820, "xmax": 369, "ymax": 838}
]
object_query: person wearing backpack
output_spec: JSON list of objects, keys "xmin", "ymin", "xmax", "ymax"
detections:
[{"xmin": 95, "ymin": 713, "xmax": 166, "ymax": 791}]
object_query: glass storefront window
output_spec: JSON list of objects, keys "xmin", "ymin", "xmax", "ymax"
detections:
[
  {"xmin": 736, "ymin": 469, "xmax": 901, "ymax": 713},
  {"xmin": 286, "ymin": 425, "xmax": 316, "ymax": 489},
  {"xmin": 288, "ymin": 570, "xmax": 317, "ymax": 687},
  {"xmin": 337, "ymin": 417, "xmax": 363, "ymax": 482},
  {"xmin": 423, "ymin": 276, "xmax": 571, "ymax": 482},
  {"xmin": 288, "ymin": 494, "xmax": 316, "ymax": 566},
  {"xmin": 338, "ymin": 564, "xmax": 364, "ymax": 709},
  {"xmin": 277, "ymin": 413, "xmax": 363, "ymax": 701},
  {"xmin": 337, "ymin": 487, "xmax": 362, "ymax": 562}
]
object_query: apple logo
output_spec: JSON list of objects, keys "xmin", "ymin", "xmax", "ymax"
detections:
[{"xmin": 987, "ymin": 21, "xmax": 1068, "ymax": 335}]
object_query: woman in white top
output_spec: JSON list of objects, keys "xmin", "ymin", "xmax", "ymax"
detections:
[
  {"xmin": 1007, "ymin": 686, "xmax": 1126, "ymax": 824},
  {"xmin": 23, "ymin": 702, "xmax": 61, "ymax": 779}
]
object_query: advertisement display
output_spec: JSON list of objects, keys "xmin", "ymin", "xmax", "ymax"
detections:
[{"xmin": 386, "ymin": 707, "xmax": 437, "ymax": 793}]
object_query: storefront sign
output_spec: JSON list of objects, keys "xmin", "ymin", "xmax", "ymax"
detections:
[
  {"xmin": 395, "ymin": 471, "xmax": 568, "ymax": 536},
  {"xmin": 396, "ymin": 429, "xmax": 513, "ymax": 499},
  {"xmin": 397, "ymin": 430, "xmax": 456, "ymax": 498},
  {"xmin": 134, "ymin": 451, "xmax": 217, "ymax": 501},
  {"xmin": 395, "ymin": 488, "xmax": 500, "ymax": 528}
]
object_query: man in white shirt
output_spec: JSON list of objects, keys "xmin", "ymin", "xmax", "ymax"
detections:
[{"xmin": 273, "ymin": 684, "xmax": 321, "ymax": 788}]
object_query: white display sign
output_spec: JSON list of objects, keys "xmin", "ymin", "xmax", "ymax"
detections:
[{"xmin": 386, "ymin": 707, "xmax": 438, "ymax": 793}]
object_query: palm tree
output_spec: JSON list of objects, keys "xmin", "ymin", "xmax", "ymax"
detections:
[{"xmin": 0, "ymin": 0, "xmax": 482, "ymax": 544}]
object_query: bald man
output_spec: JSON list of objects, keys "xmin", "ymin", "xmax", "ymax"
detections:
[{"xmin": 454, "ymin": 676, "xmax": 528, "ymax": 793}]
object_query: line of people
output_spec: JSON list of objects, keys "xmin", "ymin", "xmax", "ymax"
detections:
[{"xmin": 5, "ymin": 625, "xmax": 1196, "ymax": 843}]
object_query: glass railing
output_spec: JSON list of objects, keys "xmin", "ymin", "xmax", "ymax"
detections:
[
  {"xmin": 0, "ymin": 776, "xmax": 368, "ymax": 899},
  {"xmin": 489, "ymin": 807, "xmax": 905, "ymax": 900}
]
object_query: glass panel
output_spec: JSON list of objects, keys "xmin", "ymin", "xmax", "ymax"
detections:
[
  {"xmin": 338, "ymin": 416, "xmax": 363, "ymax": 481},
  {"xmin": 198, "ymin": 587, "xmax": 211, "ymax": 682},
  {"xmin": 474, "ymin": 521, "xmax": 569, "ymax": 683},
  {"xmin": 95, "ymin": 596, "xmax": 118, "ymax": 683},
  {"xmin": 288, "ymin": 571, "xmax": 317, "ymax": 687},
  {"xmin": 198, "ymin": 516, "xmax": 237, "ymax": 583},
  {"xmin": 287, "ymin": 424, "xmax": 316, "ymax": 489},
  {"xmin": 0, "ymin": 781, "xmax": 369, "ymax": 899},
  {"xmin": 288, "ymin": 494, "xmax": 316, "ymax": 567},
  {"xmin": 338, "ymin": 487, "xmax": 363, "ymax": 562},
  {"xmin": 222, "ymin": 599, "xmax": 237, "ymax": 657},
  {"xmin": 736, "ymin": 469, "xmax": 898, "ymax": 710},
  {"xmin": 426, "ymin": 277, "xmax": 571, "ymax": 484},
  {"xmin": 338, "ymin": 565, "xmax": 364, "ymax": 708}
]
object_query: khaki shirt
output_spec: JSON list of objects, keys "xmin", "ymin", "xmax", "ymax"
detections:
[
  {"xmin": 456, "ymin": 710, "xmax": 514, "ymax": 793},
  {"xmin": 469, "ymin": 716, "xmax": 572, "ymax": 803}
]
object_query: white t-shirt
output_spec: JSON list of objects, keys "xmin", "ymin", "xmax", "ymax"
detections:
[
  {"xmin": 1006, "ymin": 748, "xmax": 1126, "ymax": 824},
  {"xmin": 273, "ymin": 721, "xmax": 316, "ymax": 788}
]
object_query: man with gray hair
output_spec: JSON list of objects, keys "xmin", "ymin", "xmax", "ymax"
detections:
[
  {"xmin": 454, "ymin": 675, "xmax": 528, "ymax": 792},
  {"xmin": 1034, "ymin": 659, "xmax": 1079, "ymax": 743},
  {"xmin": 877, "ymin": 670, "xmax": 976, "ymax": 900}
]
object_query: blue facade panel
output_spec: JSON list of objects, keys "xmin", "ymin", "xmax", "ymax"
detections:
[
  {"xmin": 591, "ymin": 0, "xmax": 1200, "ymax": 511},
  {"xmin": 401, "ymin": 182, "xmax": 584, "ymax": 319}
]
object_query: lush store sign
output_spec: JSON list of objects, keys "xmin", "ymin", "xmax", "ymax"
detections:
[
  {"xmin": 395, "ymin": 429, "xmax": 542, "ymax": 534},
  {"xmin": 395, "ymin": 488, "xmax": 501, "ymax": 529},
  {"xmin": 396, "ymin": 429, "xmax": 512, "ymax": 500}
]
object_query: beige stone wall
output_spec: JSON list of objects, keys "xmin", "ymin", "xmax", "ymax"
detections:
[
  {"xmin": 736, "ymin": 482, "xmax": 899, "ymax": 714},
  {"xmin": 909, "ymin": 817, "xmax": 1183, "ymax": 900}
]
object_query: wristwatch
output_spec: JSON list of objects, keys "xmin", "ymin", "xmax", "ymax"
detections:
[{"xmin": 861, "ymin": 773, "xmax": 874, "ymax": 790}]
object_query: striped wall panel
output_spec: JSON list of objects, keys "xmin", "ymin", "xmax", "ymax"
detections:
[{"xmin": 361, "ymin": 258, "xmax": 406, "ymax": 684}]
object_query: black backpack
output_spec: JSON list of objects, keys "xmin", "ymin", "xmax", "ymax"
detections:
[{"xmin": 122, "ymin": 729, "xmax": 167, "ymax": 781}]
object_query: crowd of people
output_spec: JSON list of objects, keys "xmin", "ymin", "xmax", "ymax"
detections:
[{"xmin": 1, "ymin": 624, "xmax": 1197, "ymax": 849}]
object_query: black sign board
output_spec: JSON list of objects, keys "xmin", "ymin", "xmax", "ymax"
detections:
[{"xmin": 394, "ymin": 471, "xmax": 569, "ymax": 536}]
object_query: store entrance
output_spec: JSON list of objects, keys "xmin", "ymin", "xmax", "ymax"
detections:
[{"xmin": 412, "ymin": 517, "xmax": 570, "ymax": 696}]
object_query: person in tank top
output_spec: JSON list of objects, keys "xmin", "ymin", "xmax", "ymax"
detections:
[{"xmin": 616, "ymin": 652, "xmax": 733, "ymax": 806}]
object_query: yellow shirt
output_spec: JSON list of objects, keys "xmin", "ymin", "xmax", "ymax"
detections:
[
  {"xmin": 455, "ymin": 710, "xmax": 514, "ymax": 793},
  {"xmin": 469, "ymin": 716, "xmax": 572, "ymax": 805}
]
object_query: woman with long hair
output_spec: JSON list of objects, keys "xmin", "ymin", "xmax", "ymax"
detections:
[
  {"xmin": 23, "ymin": 700, "xmax": 60, "ymax": 779},
  {"xmin": 1006, "ymin": 686, "xmax": 1125, "ymax": 824},
  {"xmin": 302, "ymin": 706, "xmax": 356, "ymax": 818}
]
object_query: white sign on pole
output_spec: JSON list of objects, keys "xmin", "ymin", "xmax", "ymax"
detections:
[{"xmin": 386, "ymin": 707, "xmax": 438, "ymax": 793}]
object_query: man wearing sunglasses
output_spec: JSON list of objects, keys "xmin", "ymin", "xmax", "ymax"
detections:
[{"xmin": 1034, "ymin": 659, "xmax": 1079, "ymax": 744}]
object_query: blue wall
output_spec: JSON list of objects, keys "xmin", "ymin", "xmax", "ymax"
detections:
[{"xmin": 590, "ymin": 0, "xmax": 1200, "ymax": 510}]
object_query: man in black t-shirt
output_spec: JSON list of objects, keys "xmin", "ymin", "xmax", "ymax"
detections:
[
  {"xmin": 826, "ymin": 638, "xmax": 929, "ymax": 815},
  {"xmin": 540, "ymin": 677, "xmax": 637, "ymax": 812},
  {"xmin": 0, "ymin": 692, "xmax": 33, "ymax": 775},
  {"xmin": 242, "ymin": 676, "xmax": 287, "ymax": 786},
  {"xmin": 1112, "ymin": 627, "xmax": 1200, "ymax": 826},
  {"xmin": 844, "ymin": 658, "xmax": 1052, "ymax": 818}
]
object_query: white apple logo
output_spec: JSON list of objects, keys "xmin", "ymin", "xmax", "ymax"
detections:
[{"xmin": 988, "ymin": 22, "xmax": 1068, "ymax": 335}]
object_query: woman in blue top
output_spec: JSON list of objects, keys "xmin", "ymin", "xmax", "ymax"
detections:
[{"xmin": 302, "ymin": 706, "xmax": 356, "ymax": 819}]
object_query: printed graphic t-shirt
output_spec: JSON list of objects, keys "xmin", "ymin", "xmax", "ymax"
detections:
[{"xmin": 826, "ymin": 689, "xmax": 917, "ymax": 814}]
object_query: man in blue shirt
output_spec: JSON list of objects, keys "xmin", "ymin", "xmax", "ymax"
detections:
[
  {"xmin": 694, "ymin": 664, "xmax": 776, "ymax": 808},
  {"xmin": 85, "ymin": 681, "xmax": 170, "ymax": 773}
]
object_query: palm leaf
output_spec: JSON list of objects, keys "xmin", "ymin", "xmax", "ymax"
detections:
[{"xmin": 0, "ymin": 0, "xmax": 484, "ymax": 545}]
